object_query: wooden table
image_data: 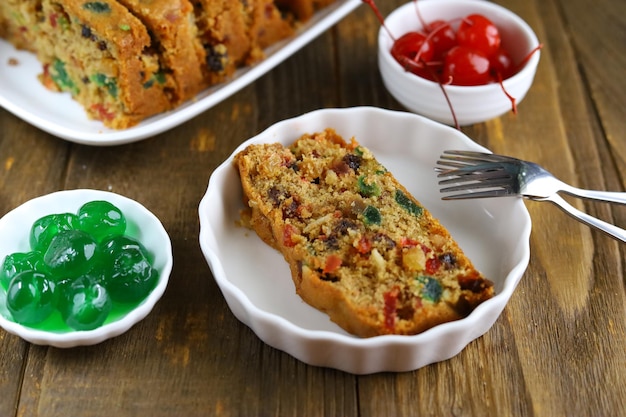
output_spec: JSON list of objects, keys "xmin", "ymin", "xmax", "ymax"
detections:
[{"xmin": 1, "ymin": 0, "xmax": 624, "ymax": 415}]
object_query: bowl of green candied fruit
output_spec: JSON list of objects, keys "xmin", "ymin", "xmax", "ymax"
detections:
[{"xmin": 0, "ymin": 189, "xmax": 172, "ymax": 347}]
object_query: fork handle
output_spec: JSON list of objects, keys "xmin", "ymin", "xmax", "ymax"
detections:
[
  {"xmin": 564, "ymin": 186, "xmax": 626, "ymax": 205},
  {"xmin": 541, "ymin": 194, "xmax": 626, "ymax": 243}
]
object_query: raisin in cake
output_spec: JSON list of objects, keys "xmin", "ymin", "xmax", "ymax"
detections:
[
  {"xmin": 191, "ymin": 0, "xmax": 253, "ymax": 84},
  {"xmin": 234, "ymin": 129, "xmax": 494, "ymax": 337}
]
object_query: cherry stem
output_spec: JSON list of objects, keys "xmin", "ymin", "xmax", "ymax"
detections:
[
  {"xmin": 362, "ymin": 0, "xmax": 396, "ymax": 41},
  {"xmin": 413, "ymin": 0, "xmax": 428, "ymax": 30},
  {"xmin": 495, "ymin": 72, "xmax": 518, "ymax": 114},
  {"xmin": 399, "ymin": 58, "xmax": 459, "ymax": 130},
  {"xmin": 460, "ymin": 16, "xmax": 474, "ymax": 27},
  {"xmin": 422, "ymin": 62, "xmax": 460, "ymax": 130},
  {"xmin": 495, "ymin": 43, "xmax": 543, "ymax": 115},
  {"xmin": 413, "ymin": 20, "xmax": 448, "ymax": 66},
  {"xmin": 514, "ymin": 43, "xmax": 543, "ymax": 74}
]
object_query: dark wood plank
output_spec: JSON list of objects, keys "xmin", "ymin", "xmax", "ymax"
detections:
[
  {"xmin": 557, "ymin": 0, "xmax": 626, "ymax": 183},
  {"xmin": 0, "ymin": 334, "xmax": 26, "ymax": 417}
]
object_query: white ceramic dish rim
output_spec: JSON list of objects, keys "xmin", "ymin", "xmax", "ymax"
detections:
[
  {"xmin": 378, "ymin": 0, "xmax": 541, "ymax": 93},
  {"xmin": 0, "ymin": 0, "xmax": 360, "ymax": 146},
  {"xmin": 198, "ymin": 106, "xmax": 532, "ymax": 374},
  {"xmin": 0, "ymin": 189, "xmax": 173, "ymax": 348}
]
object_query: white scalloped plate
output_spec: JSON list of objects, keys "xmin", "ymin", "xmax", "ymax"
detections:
[
  {"xmin": 0, "ymin": 0, "xmax": 360, "ymax": 146},
  {"xmin": 0, "ymin": 189, "xmax": 173, "ymax": 348},
  {"xmin": 199, "ymin": 107, "xmax": 532, "ymax": 374}
]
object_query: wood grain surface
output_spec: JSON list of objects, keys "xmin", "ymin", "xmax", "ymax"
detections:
[{"xmin": 0, "ymin": 0, "xmax": 624, "ymax": 416}]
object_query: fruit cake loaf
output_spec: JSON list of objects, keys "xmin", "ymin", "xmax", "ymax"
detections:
[
  {"xmin": 0, "ymin": 0, "xmax": 336, "ymax": 128},
  {"xmin": 33, "ymin": 0, "xmax": 172, "ymax": 128},
  {"xmin": 116, "ymin": 0, "xmax": 207, "ymax": 104},
  {"xmin": 234, "ymin": 129, "xmax": 494, "ymax": 337},
  {"xmin": 191, "ymin": 0, "xmax": 294, "ymax": 85}
]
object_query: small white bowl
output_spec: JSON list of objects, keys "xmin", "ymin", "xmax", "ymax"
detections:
[
  {"xmin": 378, "ymin": 0, "xmax": 541, "ymax": 126},
  {"xmin": 199, "ymin": 107, "xmax": 531, "ymax": 374},
  {"xmin": 0, "ymin": 189, "xmax": 172, "ymax": 348}
]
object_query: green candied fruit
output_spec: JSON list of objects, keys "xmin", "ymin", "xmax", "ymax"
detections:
[
  {"xmin": 78, "ymin": 200, "xmax": 126, "ymax": 242},
  {"xmin": 357, "ymin": 175, "xmax": 381, "ymax": 197},
  {"xmin": 0, "ymin": 251, "xmax": 46, "ymax": 290},
  {"xmin": 83, "ymin": 1, "xmax": 111, "ymax": 13},
  {"xmin": 10, "ymin": 11, "xmax": 27, "ymax": 26},
  {"xmin": 362, "ymin": 205, "xmax": 382, "ymax": 226},
  {"xmin": 90, "ymin": 73, "xmax": 118, "ymax": 98},
  {"xmin": 395, "ymin": 189, "xmax": 423, "ymax": 217},
  {"xmin": 6, "ymin": 270, "xmax": 58, "ymax": 325},
  {"xmin": 43, "ymin": 229, "xmax": 99, "ymax": 279},
  {"xmin": 418, "ymin": 276, "xmax": 442, "ymax": 303},
  {"xmin": 102, "ymin": 236, "xmax": 158, "ymax": 303},
  {"xmin": 59, "ymin": 275, "xmax": 112, "ymax": 331},
  {"xmin": 30, "ymin": 212, "xmax": 79, "ymax": 253},
  {"xmin": 57, "ymin": 15, "xmax": 70, "ymax": 30},
  {"xmin": 101, "ymin": 235, "xmax": 151, "ymax": 262},
  {"xmin": 143, "ymin": 72, "xmax": 166, "ymax": 89},
  {"xmin": 50, "ymin": 59, "xmax": 79, "ymax": 95}
]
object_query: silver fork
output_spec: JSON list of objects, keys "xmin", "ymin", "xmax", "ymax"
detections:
[{"xmin": 436, "ymin": 150, "xmax": 626, "ymax": 243}]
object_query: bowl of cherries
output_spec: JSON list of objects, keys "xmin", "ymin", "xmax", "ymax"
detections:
[{"xmin": 373, "ymin": 0, "xmax": 541, "ymax": 126}]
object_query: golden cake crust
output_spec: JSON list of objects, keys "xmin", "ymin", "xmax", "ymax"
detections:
[
  {"xmin": 235, "ymin": 129, "xmax": 494, "ymax": 337},
  {"xmin": 117, "ymin": 0, "xmax": 207, "ymax": 103}
]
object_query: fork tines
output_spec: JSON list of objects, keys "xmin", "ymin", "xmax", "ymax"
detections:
[{"xmin": 436, "ymin": 150, "xmax": 517, "ymax": 200}]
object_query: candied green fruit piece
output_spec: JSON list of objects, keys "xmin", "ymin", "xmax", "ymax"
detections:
[
  {"xmin": 357, "ymin": 175, "xmax": 381, "ymax": 197},
  {"xmin": 50, "ymin": 59, "xmax": 79, "ymax": 95},
  {"xmin": 418, "ymin": 276, "xmax": 442, "ymax": 302},
  {"xmin": 78, "ymin": 200, "xmax": 126, "ymax": 242},
  {"xmin": 363, "ymin": 205, "xmax": 382, "ymax": 226},
  {"xmin": 83, "ymin": 2, "xmax": 111, "ymax": 13},
  {"xmin": 7, "ymin": 271, "xmax": 58, "ymax": 325},
  {"xmin": 395, "ymin": 189, "xmax": 423, "ymax": 217},
  {"xmin": 30, "ymin": 212, "xmax": 78, "ymax": 253},
  {"xmin": 59, "ymin": 275, "xmax": 112, "ymax": 331},
  {"xmin": 101, "ymin": 235, "xmax": 151, "ymax": 262},
  {"xmin": 90, "ymin": 74, "xmax": 118, "ymax": 98},
  {"xmin": 143, "ymin": 72, "xmax": 166, "ymax": 89},
  {"xmin": 0, "ymin": 251, "xmax": 46, "ymax": 290},
  {"xmin": 102, "ymin": 237, "xmax": 158, "ymax": 303},
  {"xmin": 43, "ymin": 229, "xmax": 99, "ymax": 278}
]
